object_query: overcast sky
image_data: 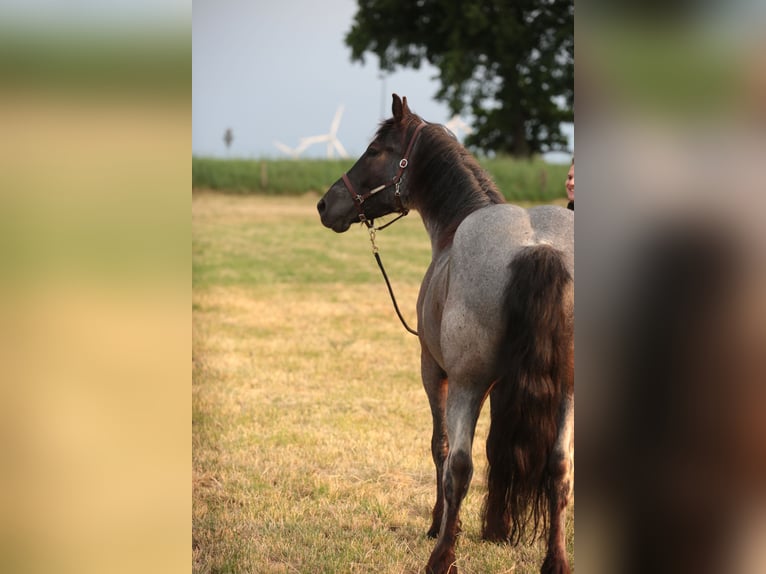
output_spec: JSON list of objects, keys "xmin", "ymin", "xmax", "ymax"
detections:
[{"xmin": 193, "ymin": 0, "xmax": 573, "ymax": 161}]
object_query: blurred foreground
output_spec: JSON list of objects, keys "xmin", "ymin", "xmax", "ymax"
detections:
[
  {"xmin": 577, "ymin": 2, "xmax": 766, "ymax": 573},
  {"xmin": 0, "ymin": 12, "xmax": 189, "ymax": 574}
]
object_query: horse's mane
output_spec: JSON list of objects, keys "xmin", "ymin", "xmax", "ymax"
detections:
[{"xmin": 378, "ymin": 115, "xmax": 505, "ymax": 249}]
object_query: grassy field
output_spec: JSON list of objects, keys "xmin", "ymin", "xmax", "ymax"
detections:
[
  {"xmin": 192, "ymin": 156, "xmax": 569, "ymax": 203},
  {"xmin": 192, "ymin": 192, "xmax": 573, "ymax": 573}
]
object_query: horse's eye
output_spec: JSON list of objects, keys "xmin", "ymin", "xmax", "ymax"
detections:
[{"xmin": 366, "ymin": 147, "xmax": 381, "ymax": 157}]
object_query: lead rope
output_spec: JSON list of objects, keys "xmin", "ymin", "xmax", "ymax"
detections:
[{"xmin": 368, "ymin": 225, "xmax": 419, "ymax": 337}]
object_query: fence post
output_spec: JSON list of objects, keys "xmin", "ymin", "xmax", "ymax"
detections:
[{"xmin": 260, "ymin": 161, "xmax": 268, "ymax": 190}]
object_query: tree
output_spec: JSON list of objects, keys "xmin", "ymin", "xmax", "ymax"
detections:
[{"xmin": 346, "ymin": 0, "xmax": 573, "ymax": 157}]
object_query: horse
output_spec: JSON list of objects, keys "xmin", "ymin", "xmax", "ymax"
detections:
[{"xmin": 317, "ymin": 94, "xmax": 574, "ymax": 574}]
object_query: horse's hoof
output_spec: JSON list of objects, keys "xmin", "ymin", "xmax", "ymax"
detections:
[
  {"xmin": 425, "ymin": 557, "xmax": 458, "ymax": 574},
  {"xmin": 481, "ymin": 517, "xmax": 510, "ymax": 543},
  {"xmin": 425, "ymin": 545, "xmax": 458, "ymax": 574},
  {"xmin": 540, "ymin": 552, "xmax": 570, "ymax": 574}
]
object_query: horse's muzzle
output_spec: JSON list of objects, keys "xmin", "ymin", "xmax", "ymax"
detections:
[{"xmin": 317, "ymin": 196, "xmax": 353, "ymax": 233}]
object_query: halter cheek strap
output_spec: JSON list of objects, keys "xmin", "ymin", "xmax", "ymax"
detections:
[{"xmin": 342, "ymin": 121, "xmax": 427, "ymax": 227}]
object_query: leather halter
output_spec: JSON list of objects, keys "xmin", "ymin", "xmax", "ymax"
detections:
[{"xmin": 341, "ymin": 121, "xmax": 427, "ymax": 228}]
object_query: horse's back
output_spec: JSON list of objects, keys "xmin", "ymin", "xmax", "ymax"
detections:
[{"xmin": 452, "ymin": 203, "xmax": 573, "ymax": 278}]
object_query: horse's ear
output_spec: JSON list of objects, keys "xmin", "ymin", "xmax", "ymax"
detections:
[
  {"xmin": 392, "ymin": 93, "xmax": 404, "ymax": 122},
  {"xmin": 392, "ymin": 94, "xmax": 412, "ymax": 123}
]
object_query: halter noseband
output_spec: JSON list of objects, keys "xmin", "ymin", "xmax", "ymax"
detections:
[{"xmin": 342, "ymin": 121, "xmax": 427, "ymax": 228}]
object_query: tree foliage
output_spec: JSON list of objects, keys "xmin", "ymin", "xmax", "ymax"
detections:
[{"xmin": 346, "ymin": 0, "xmax": 573, "ymax": 157}]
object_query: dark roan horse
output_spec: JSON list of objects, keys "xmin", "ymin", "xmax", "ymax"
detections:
[{"xmin": 317, "ymin": 95, "xmax": 574, "ymax": 574}]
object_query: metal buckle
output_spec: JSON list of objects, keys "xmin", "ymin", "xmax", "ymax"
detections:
[
  {"xmin": 368, "ymin": 226, "xmax": 379, "ymax": 253},
  {"xmin": 399, "ymin": 158, "xmax": 408, "ymax": 169}
]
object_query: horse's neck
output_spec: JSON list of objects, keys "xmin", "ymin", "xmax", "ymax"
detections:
[
  {"xmin": 409, "ymin": 139, "xmax": 503, "ymax": 253},
  {"xmin": 422, "ymin": 218, "xmax": 449, "ymax": 257},
  {"xmin": 417, "ymin": 195, "xmax": 496, "ymax": 256}
]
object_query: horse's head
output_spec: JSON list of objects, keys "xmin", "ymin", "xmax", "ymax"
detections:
[{"xmin": 318, "ymin": 94, "xmax": 424, "ymax": 232}]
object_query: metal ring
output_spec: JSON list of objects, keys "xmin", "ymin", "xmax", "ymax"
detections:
[{"xmin": 399, "ymin": 158, "xmax": 408, "ymax": 169}]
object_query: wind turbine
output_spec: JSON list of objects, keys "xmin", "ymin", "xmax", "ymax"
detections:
[
  {"xmin": 272, "ymin": 140, "xmax": 302, "ymax": 159},
  {"xmin": 445, "ymin": 114, "xmax": 473, "ymax": 141},
  {"xmin": 273, "ymin": 105, "xmax": 349, "ymax": 159}
]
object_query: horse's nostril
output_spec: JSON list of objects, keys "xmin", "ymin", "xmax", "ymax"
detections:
[{"xmin": 317, "ymin": 198, "xmax": 326, "ymax": 214}]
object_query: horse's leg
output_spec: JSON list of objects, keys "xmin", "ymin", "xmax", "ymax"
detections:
[
  {"xmin": 422, "ymin": 350, "xmax": 449, "ymax": 538},
  {"xmin": 482, "ymin": 385, "xmax": 511, "ymax": 541},
  {"xmin": 426, "ymin": 384, "xmax": 485, "ymax": 574},
  {"xmin": 541, "ymin": 393, "xmax": 574, "ymax": 574}
]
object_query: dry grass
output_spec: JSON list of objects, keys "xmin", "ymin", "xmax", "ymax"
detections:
[{"xmin": 192, "ymin": 192, "xmax": 573, "ymax": 573}]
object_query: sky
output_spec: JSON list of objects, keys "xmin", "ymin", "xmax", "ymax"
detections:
[{"xmin": 193, "ymin": 0, "xmax": 573, "ymax": 162}]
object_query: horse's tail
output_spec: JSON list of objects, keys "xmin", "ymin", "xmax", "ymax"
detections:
[{"xmin": 482, "ymin": 244, "xmax": 573, "ymax": 545}]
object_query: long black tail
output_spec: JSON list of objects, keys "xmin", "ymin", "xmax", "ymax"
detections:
[{"xmin": 482, "ymin": 244, "xmax": 574, "ymax": 545}]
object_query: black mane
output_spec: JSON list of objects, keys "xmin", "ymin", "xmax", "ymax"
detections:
[{"xmin": 383, "ymin": 116, "xmax": 505, "ymax": 249}]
